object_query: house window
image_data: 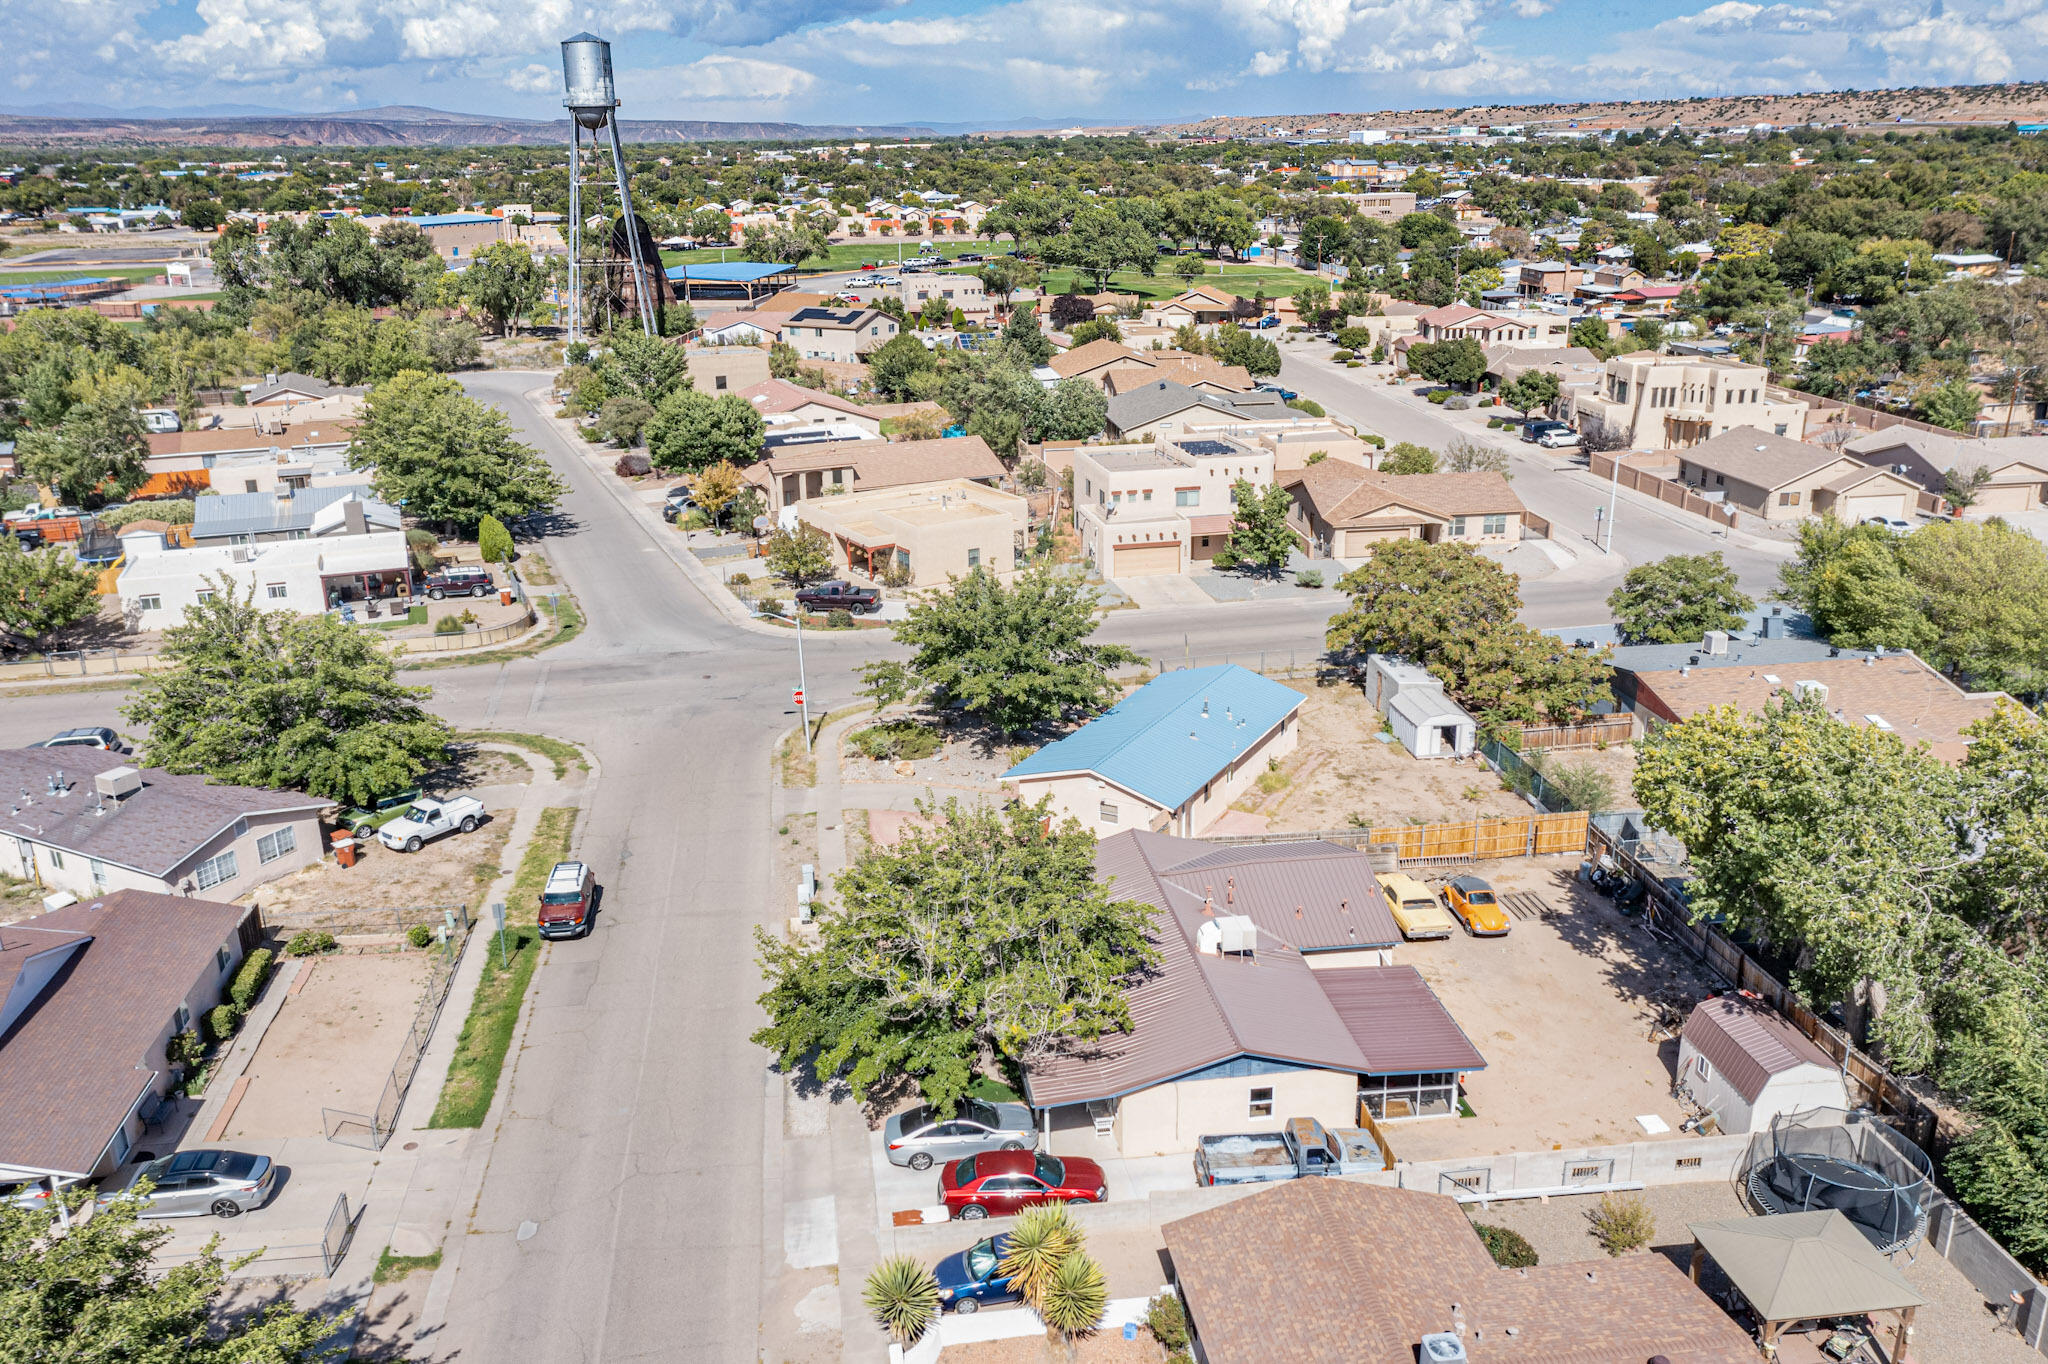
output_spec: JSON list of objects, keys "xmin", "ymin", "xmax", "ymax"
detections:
[
  {"xmin": 1774, "ymin": 423, "xmax": 1789, "ymax": 436},
  {"xmin": 47, "ymin": 849, "xmax": 63, "ymax": 871},
  {"xmin": 1099, "ymin": 802, "xmax": 1118, "ymax": 824},
  {"xmin": 136, "ymin": 595, "xmax": 161, "ymax": 612},
  {"xmin": 174, "ymin": 1003, "xmax": 191, "ymax": 1034},
  {"xmin": 194, "ymin": 849, "xmax": 238, "ymax": 890},
  {"xmin": 830, "ymin": 469, "xmax": 844, "ymax": 485},
  {"xmin": 195, "ymin": 590, "xmax": 215, "ymax": 603},
  {"xmin": 1448, "ymin": 516, "xmax": 1467, "ymax": 537},
  {"xmin": 967, "ymin": 547, "xmax": 980, "ymax": 568},
  {"xmin": 217, "ymin": 945, "xmax": 233, "ymax": 973},
  {"xmin": 244, "ymin": 479, "xmax": 259, "ymax": 493},
  {"xmin": 1483, "ymin": 514, "xmax": 1507, "ymax": 536},
  {"xmin": 233, "ymin": 817, "xmax": 248, "ymax": 838},
  {"xmin": 266, "ymin": 582, "xmax": 288, "ymax": 599},
  {"xmin": 111, "ymin": 1122, "xmax": 131, "ymax": 1165},
  {"xmin": 1249, "ymin": 1086, "xmax": 1275, "ymax": 1118},
  {"xmin": 90, "ymin": 859, "xmax": 108, "ymax": 891},
  {"xmin": 714, "ymin": 375, "xmax": 727, "ymax": 390},
  {"xmin": 1142, "ymin": 490, "xmax": 1153, "ymax": 502},
  {"xmin": 1176, "ymin": 488, "xmax": 1199, "ymax": 507},
  {"xmin": 1696, "ymin": 1055, "xmax": 1710, "ymax": 1079},
  {"xmin": 1779, "ymin": 490, "xmax": 1801, "ymax": 507},
  {"xmin": 257, "ymin": 827, "xmax": 297, "ymax": 864}
]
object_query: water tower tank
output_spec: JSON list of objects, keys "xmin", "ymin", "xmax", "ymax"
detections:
[{"xmin": 561, "ymin": 33, "xmax": 617, "ymax": 127}]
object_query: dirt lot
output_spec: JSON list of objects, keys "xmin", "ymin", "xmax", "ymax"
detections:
[
  {"xmin": 1380, "ymin": 856, "xmax": 1723, "ymax": 1164},
  {"xmin": 1527, "ymin": 741, "xmax": 1640, "ymax": 811},
  {"xmin": 225, "ymin": 953, "xmax": 434, "ymax": 1138},
  {"xmin": 247, "ymin": 809, "xmax": 514, "ymax": 931}
]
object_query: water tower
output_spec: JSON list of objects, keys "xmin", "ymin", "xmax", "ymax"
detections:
[{"xmin": 561, "ymin": 32, "xmax": 661, "ymax": 340}]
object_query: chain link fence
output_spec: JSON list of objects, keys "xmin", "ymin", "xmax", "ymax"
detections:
[{"xmin": 321, "ymin": 904, "xmax": 470, "ymax": 1149}]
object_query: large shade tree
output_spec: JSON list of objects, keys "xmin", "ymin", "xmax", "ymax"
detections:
[{"xmin": 347, "ymin": 371, "xmax": 566, "ymax": 534}]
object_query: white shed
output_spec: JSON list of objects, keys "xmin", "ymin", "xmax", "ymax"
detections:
[
  {"xmin": 1363, "ymin": 655, "xmax": 1437, "ymax": 711},
  {"xmin": 1363, "ymin": 655, "xmax": 1477, "ymax": 759},
  {"xmin": 1676, "ymin": 995, "xmax": 1847, "ymax": 1135}
]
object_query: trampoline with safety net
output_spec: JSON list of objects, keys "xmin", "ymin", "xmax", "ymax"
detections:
[{"xmin": 1744, "ymin": 1108, "xmax": 1932, "ymax": 1255}]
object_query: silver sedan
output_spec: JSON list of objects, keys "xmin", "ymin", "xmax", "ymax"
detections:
[
  {"xmin": 99, "ymin": 1149, "xmax": 276, "ymax": 1219},
  {"xmin": 884, "ymin": 1098, "xmax": 1034, "ymax": 1171}
]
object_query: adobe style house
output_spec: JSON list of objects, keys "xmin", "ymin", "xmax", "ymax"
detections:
[
  {"xmin": 0, "ymin": 749, "xmax": 327, "ymax": 900},
  {"xmin": 793, "ymin": 478, "xmax": 1029, "ymax": 586},
  {"xmin": 744, "ymin": 435, "xmax": 1006, "ymax": 516},
  {"xmin": 1671, "ymin": 427, "xmax": 1922, "ymax": 522},
  {"xmin": 1020, "ymin": 829, "xmax": 1487, "ymax": 1157},
  {"xmin": 0, "ymin": 890, "xmax": 256, "ymax": 1187},
  {"xmin": 1284, "ymin": 464, "xmax": 1529, "ymax": 556},
  {"xmin": 1571, "ymin": 353, "xmax": 1808, "ymax": 450},
  {"xmin": 1072, "ymin": 435, "xmax": 1276, "ymax": 577}
]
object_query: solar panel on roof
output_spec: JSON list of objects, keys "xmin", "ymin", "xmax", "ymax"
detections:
[{"xmin": 1179, "ymin": 440, "xmax": 1234, "ymax": 457}]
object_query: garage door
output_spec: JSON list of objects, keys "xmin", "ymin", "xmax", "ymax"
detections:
[
  {"xmin": 1840, "ymin": 491, "xmax": 1910, "ymax": 523},
  {"xmin": 1342, "ymin": 526, "xmax": 1414, "ymax": 555},
  {"xmin": 1974, "ymin": 483, "xmax": 2038, "ymax": 514},
  {"xmin": 1112, "ymin": 542, "xmax": 1181, "ymax": 577}
]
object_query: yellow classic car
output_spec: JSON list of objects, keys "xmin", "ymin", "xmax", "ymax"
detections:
[
  {"xmin": 1375, "ymin": 872, "xmax": 1457, "ymax": 941},
  {"xmin": 1443, "ymin": 875, "xmax": 1511, "ymax": 936}
]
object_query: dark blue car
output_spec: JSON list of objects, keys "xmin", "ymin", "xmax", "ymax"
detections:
[{"xmin": 933, "ymin": 1233, "xmax": 1019, "ymax": 1314}]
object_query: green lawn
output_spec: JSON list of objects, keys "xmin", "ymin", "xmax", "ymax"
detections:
[
  {"xmin": 426, "ymin": 806, "xmax": 579, "ymax": 1128},
  {"xmin": 1018, "ymin": 261, "xmax": 1320, "ymax": 302},
  {"xmin": 660, "ymin": 240, "xmax": 991, "ymax": 276},
  {"xmin": 0, "ymin": 266, "xmax": 169, "ymax": 283}
]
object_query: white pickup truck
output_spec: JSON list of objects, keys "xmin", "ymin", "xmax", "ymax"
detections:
[{"xmin": 376, "ymin": 796, "xmax": 486, "ymax": 852}]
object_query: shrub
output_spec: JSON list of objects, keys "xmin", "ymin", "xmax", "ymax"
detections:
[
  {"xmin": 728, "ymin": 572, "xmax": 752, "ymax": 585},
  {"xmin": 1589, "ymin": 1192, "xmax": 1656, "ymax": 1256},
  {"xmin": 1473, "ymin": 1223, "xmax": 1539, "ymax": 1268},
  {"xmin": 851, "ymin": 721, "xmax": 942, "ymax": 761},
  {"xmin": 1146, "ymin": 1292, "xmax": 1190, "ymax": 1351},
  {"xmin": 229, "ymin": 948, "xmax": 274, "ymax": 1012},
  {"xmin": 287, "ymin": 930, "xmax": 337, "ymax": 957},
  {"xmin": 205, "ymin": 1004, "xmax": 240, "ymax": 1045},
  {"xmin": 579, "ymin": 424, "xmax": 603, "ymax": 442},
  {"xmin": 1296, "ymin": 569, "xmax": 1324, "ymax": 589},
  {"xmin": 1336, "ymin": 326, "xmax": 1374, "ymax": 350},
  {"xmin": 1444, "ymin": 396, "xmax": 1475, "ymax": 410},
  {"xmin": 1347, "ymin": 360, "xmax": 1361, "ymax": 368},
  {"xmin": 435, "ymin": 615, "xmax": 467, "ymax": 635},
  {"xmin": 478, "ymin": 514, "xmax": 515, "ymax": 564},
  {"xmin": 1363, "ymin": 433, "xmax": 1386, "ymax": 448},
  {"xmin": 613, "ymin": 452, "xmax": 652, "ymax": 477},
  {"xmin": 1287, "ymin": 397, "xmax": 1327, "ymax": 417},
  {"xmin": 407, "ymin": 923, "xmax": 434, "ymax": 949},
  {"xmin": 1332, "ymin": 349, "xmax": 1354, "ymax": 362},
  {"xmin": 1427, "ymin": 389, "xmax": 1451, "ymax": 405},
  {"xmin": 1211, "ymin": 546, "xmax": 1242, "ymax": 570},
  {"xmin": 756, "ymin": 596, "xmax": 785, "ymax": 617},
  {"xmin": 1539, "ymin": 759, "xmax": 1614, "ymax": 813},
  {"xmin": 827, "ymin": 609, "xmax": 854, "ymax": 629},
  {"xmin": 1370, "ymin": 342, "xmax": 1386, "ymax": 362},
  {"xmin": 165, "ymin": 1028, "xmax": 205, "ymax": 1071},
  {"xmin": 862, "ymin": 1256, "xmax": 939, "ymax": 1345}
]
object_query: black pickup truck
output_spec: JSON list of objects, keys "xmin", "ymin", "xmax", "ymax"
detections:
[{"xmin": 794, "ymin": 580, "xmax": 882, "ymax": 614}]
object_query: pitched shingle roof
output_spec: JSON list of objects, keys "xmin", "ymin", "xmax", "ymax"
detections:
[
  {"xmin": 1105, "ymin": 381, "xmax": 1288, "ymax": 434},
  {"xmin": 749, "ymin": 435, "xmax": 1003, "ymax": 488},
  {"xmin": 1047, "ymin": 337, "xmax": 1139, "ymax": 377},
  {"xmin": 0, "ymin": 749, "xmax": 327, "ymax": 877},
  {"xmin": 247, "ymin": 372, "xmax": 362, "ymax": 404},
  {"xmin": 1285, "ymin": 462, "xmax": 1525, "ymax": 526},
  {"xmin": 737, "ymin": 378, "xmax": 871, "ymax": 419},
  {"xmin": 1677, "ymin": 426, "xmax": 1845, "ymax": 490},
  {"xmin": 1163, "ymin": 1179, "xmax": 1756, "ymax": 1364},
  {"xmin": 0, "ymin": 890, "xmax": 250, "ymax": 1177}
]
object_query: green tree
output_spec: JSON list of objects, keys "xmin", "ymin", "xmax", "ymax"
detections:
[
  {"xmin": 1227, "ymin": 478, "xmax": 1295, "ymax": 574},
  {"xmin": 1296, "ymin": 214, "xmax": 1350, "ymax": 269},
  {"xmin": 1607, "ymin": 553, "xmax": 1755, "ymax": 644},
  {"xmin": 1896, "ymin": 519, "xmax": 2048, "ymax": 695},
  {"xmin": 1214, "ymin": 325, "xmax": 1282, "ymax": 378},
  {"xmin": 1406, "ymin": 336, "xmax": 1486, "ymax": 389},
  {"xmin": 597, "ymin": 395, "xmax": 655, "ymax": 447},
  {"xmin": 856, "ymin": 566, "xmax": 1139, "ymax": 736},
  {"xmin": 1042, "ymin": 376, "xmax": 1108, "ymax": 441},
  {"xmin": 1325, "ymin": 541, "xmax": 1609, "ymax": 723},
  {"xmin": 867, "ymin": 332, "xmax": 942, "ymax": 400},
  {"xmin": 1041, "ymin": 205, "xmax": 1156, "ymax": 291},
  {"xmin": 752, "ymin": 796, "xmax": 1156, "ymax": 1113},
  {"xmin": 461, "ymin": 241, "xmax": 547, "ymax": 336},
  {"xmin": 601, "ymin": 330, "xmax": 693, "ymax": 405},
  {"xmin": 0, "ymin": 1188, "xmax": 345, "ymax": 1362},
  {"xmin": 1068, "ymin": 317, "xmax": 1123, "ymax": 347},
  {"xmin": 348, "ymin": 372, "xmax": 566, "ymax": 534},
  {"xmin": 1000, "ymin": 304, "xmax": 1054, "ymax": 367},
  {"xmin": 1038, "ymin": 1251, "xmax": 1109, "ymax": 1357},
  {"xmin": 477, "ymin": 514, "xmax": 515, "ymax": 565},
  {"xmin": 1917, "ymin": 377, "xmax": 1982, "ymax": 431},
  {"xmin": 1501, "ymin": 370, "xmax": 1561, "ymax": 418},
  {"xmin": 15, "ymin": 391, "xmax": 148, "ymax": 506},
  {"xmin": 1381, "ymin": 442, "xmax": 1437, "ymax": 475},
  {"xmin": 1172, "ymin": 253, "xmax": 1206, "ymax": 285},
  {"xmin": 124, "ymin": 580, "xmax": 450, "ymax": 806},
  {"xmin": 764, "ymin": 521, "xmax": 834, "ymax": 584},
  {"xmin": 643, "ymin": 390, "xmax": 767, "ymax": 474},
  {"xmin": 0, "ymin": 538, "xmax": 103, "ymax": 646}
]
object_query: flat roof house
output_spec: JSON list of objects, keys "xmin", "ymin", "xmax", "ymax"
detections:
[
  {"xmin": 1022, "ymin": 830, "xmax": 1486, "ymax": 1157},
  {"xmin": 1072, "ymin": 434, "xmax": 1277, "ymax": 578},
  {"xmin": 792, "ymin": 478, "xmax": 1028, "ymax": 586},
  {"xmin": 1572, "ymin": 353, "xmax": 1807, "ymax": 451},
  {"xmin": 119, "ymin": 529, "xmax": 413, "ymax": 629},
  {"xmin": 1284, "ymin": 463, "xmax": 1528, "ymax": 557},
  {"xmin": 1677, "ymin": 995, "xmax": 1848, "ymax": 1135},
  {"xmin": 0, "ymin": 748, "xmax": 325, "ymax": 902},
  {"xmin": 190, "ymin": 485, "xmax": 394, "ymax": 547},
  {"xmin": 1162, "ymin": 1179, "xmax": 1754, "ymax": 1364},
  {"xmin": 1671, "ymin": 427, "xmax": 1922, "ymax": 522},
  {"xmin": 0, "ymin": 890, "xmax": 256, "ymax": 1186},
  {"xmin": 1003, "ymin": 665, "xmax": 1302, "ymax": 837}
]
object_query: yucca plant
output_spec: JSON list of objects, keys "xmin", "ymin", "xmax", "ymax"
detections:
[
  {"xmin": 996, "ymin": 1202, "xmax": 1081, "ymax": 1308},
  {"xmin": 862, "ymin": 1255, "xmax": 939, "ymax": 1344},
  {"xmin": 1038, "ymin": 1249, "xmax": 1108, "ymax": 1359}
]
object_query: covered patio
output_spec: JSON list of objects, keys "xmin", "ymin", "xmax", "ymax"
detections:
[{"xmin": 1689, "ymin": 1211, "xmax": 1928, "ymax": 1362}]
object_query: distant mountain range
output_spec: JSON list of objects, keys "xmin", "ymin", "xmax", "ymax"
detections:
[{"xmin": 0, "ymin": 105, "xmax": 941, "ymax": 148}]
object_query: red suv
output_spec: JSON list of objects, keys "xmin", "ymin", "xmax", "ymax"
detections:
[
  {"xmin": 940, "ymin": 1149, "xmax": 1106, "ymax": 1220},
  {"xmin": 538, "ymin": 861, "xmax": 596, "ymax": 939}
]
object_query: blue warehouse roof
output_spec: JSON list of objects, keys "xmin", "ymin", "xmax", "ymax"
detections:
[
  {"xmin": 410, "ymin": 213, "xmax": 500, "ymax": 227},
  {"xmin": 1003, "ymin": 665, "xmax": 1304, "ymax": 813},
  {"xmin": 663, "ymin": 261, "xmax": 794, "ymax": 282}
]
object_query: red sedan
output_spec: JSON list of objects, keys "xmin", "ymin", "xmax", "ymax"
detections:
[{"xmin": 940, "ymin": 1150, "xmax": 1107, "ymax": 1220}]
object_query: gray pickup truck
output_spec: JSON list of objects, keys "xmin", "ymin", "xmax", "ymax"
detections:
[{"xmin": 1193, "ymin": 1116, "xmax": 1384, "ymax": 1187}]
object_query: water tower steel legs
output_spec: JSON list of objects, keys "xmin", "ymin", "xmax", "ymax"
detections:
[{"xmin": 605, "ymin": 116, "xmax": 658, "ymax": 337}]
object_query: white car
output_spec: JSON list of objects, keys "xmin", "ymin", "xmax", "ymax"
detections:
[
  {"xmin": 1535, "ymin": 427, "xmax": 1581, "ymax": 449},
  {"xmin": 1861, "ymin": 516, "xmax": 1914, "ymax": 534},
  {"xmin": 377, "ymin": 795, "xmax": 487, "ymax": 852}
]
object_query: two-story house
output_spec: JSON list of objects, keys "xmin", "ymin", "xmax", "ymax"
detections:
[
  {"xmin": 893, "ymin": 272, "xmax": 990, "ymax": 321},
  {"xmin": 1570, "ymin": 353, "xmax": 1808, "ymax": 451},
  {"xmin": 784, "ymin": 307, "xmax": 899, "ymax": 363},
  {"xmin": 1073, "ymin": 434, "xmax": 1276, "ymax": 577}
]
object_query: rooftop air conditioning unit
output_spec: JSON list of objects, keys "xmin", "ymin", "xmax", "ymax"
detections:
[
  {"xmin": 1702, "ymin": 630, "xmax": 1729, "ymax": 656},
  {"xmin": 1793, "ymin": 680, "xmax": 1828, "ymax": 705},
  {"xmin": 1420, "ymin": 1334, "xmax": 1470, "ymax": 1363},
  {"xmin": 1216, "ymin": 914, "xmax": 1258, "ymax": 955},
  {"xmin": 94, "ymin": 766, "xmax": 143, "ymax": 801}
]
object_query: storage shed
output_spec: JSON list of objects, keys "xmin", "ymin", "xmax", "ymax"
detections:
[
  {"xmin": 1676, "ymin": 995, "xmax": 1847, "ymax": 1135},
  {"xmin": 1362, "ymin": 655, "xmax": 1476, "ymax": 760}
]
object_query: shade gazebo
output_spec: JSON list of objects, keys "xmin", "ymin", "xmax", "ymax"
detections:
[{"xmin": 1688, "ymin": 1211, "xmax": 1927, "ymax": 1361}]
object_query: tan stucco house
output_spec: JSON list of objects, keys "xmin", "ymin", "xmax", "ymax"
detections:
[
  {"xmin": 1674, "ymin": 427, "xmax": 1923, "ymax": 522},
  {"xmin": 793, "ymin": 478, "xmax": 1029, "ymax": 586},
  {"xmin": 1285, "ymin": 464, "xmax": 1529, "ymax": 557}
]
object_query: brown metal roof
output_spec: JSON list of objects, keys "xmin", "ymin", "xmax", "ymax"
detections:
[
  {"xmin": 1316, "ymin": 964, "xmax": 1488, "ymax": 1075},
  {"xmin": 0, "ymin": 890, "xmax": 250, "ymax": 1177},
  {"xmin": 1163, "ymin": 1179, "xmax": 1755, "ymax": 1364},
  {"xmin": 1155, "ymin": 841, "xmax": 1402, "ymax": 953},
  {"xmin": 1684, "ymin": 995, "xmax": 1837, "ymax": 1104}
]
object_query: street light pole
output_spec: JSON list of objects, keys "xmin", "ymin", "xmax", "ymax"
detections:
[
  {"xmin": 795, "ymin": 609, "xmax": 812, "ymax": 753},
  {"xmin": 1601, "ymin": 447, "xmax": 1621, "ymax": 554}
]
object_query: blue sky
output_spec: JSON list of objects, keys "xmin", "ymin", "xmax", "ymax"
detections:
[{"xmin": 6, "ymin": 0, "xmax": 2048, "ymax": 127}]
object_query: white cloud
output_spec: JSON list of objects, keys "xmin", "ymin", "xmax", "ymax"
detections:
[
  {"xmin": 682, "ymin": 54, "xmax": 819, "ymax": 100},
  {"xmin": 1247, "ymin": 49, "xmax": 1289, "ymax": 76},
  {"xmin": 503, "ymin": 62, "xmax": 554, "ymax": 93},
  {"xmin": 1509, "ymin": 0, "xmax": 1551, "ymax": 14}
]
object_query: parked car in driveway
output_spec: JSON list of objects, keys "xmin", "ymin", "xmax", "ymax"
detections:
[
  {"xmin": 377, "ymin": 795, "xmax": 486, "ymax": 852},
  {"xmin": 1376, "ymin": 872, "xmax": 1456, "ymax": 941},
  {"xmin": 34, "ymin": 726, "xmax": 125, "ymax": 752},
  {"xmin": 1521, "ymin": 420, "xmax": 1573, "ymax": 445},
  {"xmin": 940, "ymin": 1149, "xmax": 1106, "ymax": 1220},
  {"xmin": 794, "ymin": 580, "xmax": 881, "ymax": 614},
  {"xmin": 884, "ymin": 1098, "xmax": 1034, "ymax": 1170},
  {"xmin": 1443, "ymin": 875, "xmax": 1510, "ymax": 936},
  {"xmin": 344, "ymin": 786, "xmax": 424, "ymax": 839},
  {"xmin": 934, "ymin": 1233, "xmax": 1019, "ymax": 1314},
  {"xmin": 100, "ymin": 1150, "xmax": 276, "ymax": 1219},
  {"xmin": 1861, "ymin": 515, "xmax": 1914, "ymax": 534},
  {"xmin": 422, "ymin": 567, "xmax": 495, "ymax": 600}
]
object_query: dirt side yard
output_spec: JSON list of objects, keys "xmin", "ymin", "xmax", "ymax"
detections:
[{"xmin": 247, "ymin": 811, "xmax": 515, "ymax": 931}]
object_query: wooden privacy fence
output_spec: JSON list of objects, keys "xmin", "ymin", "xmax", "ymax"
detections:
[
  {"xmin": 1370, "ymin": 810, "xmax": 1589, "ymax": 863},
  {"xmin": 1588, "ymin": 452, "xmax": 1742, "ymax": 530},
  {"xmin": 1510, "ymin": 716, "xmax": 1635, "ymax": 751}
]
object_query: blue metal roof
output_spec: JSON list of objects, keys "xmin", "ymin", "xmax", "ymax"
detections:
[
  {"xmin": 410, "ymin": 213, "xmax": 500, "ymax": 227},
  {"xmin": 663, "ymin": 261, "xmax": 793, "ymax": 282},
  {"xmin": 1003, "ymin": 665, "xmax": 1304, "ymax": 812}
]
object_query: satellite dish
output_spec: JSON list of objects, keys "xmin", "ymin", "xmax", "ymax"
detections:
[{"xmin": 753, "ymin": 515, "xmax": 772, "ymax": 531}]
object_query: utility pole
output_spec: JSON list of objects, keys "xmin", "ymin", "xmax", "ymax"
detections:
[
  {"xmin": 1601, "ymin": 445, "xmax": 1621, "ymax": 554},
  {"xmin": 794, "ymin": 609, "xmax": 812, "ymax": 752}
]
